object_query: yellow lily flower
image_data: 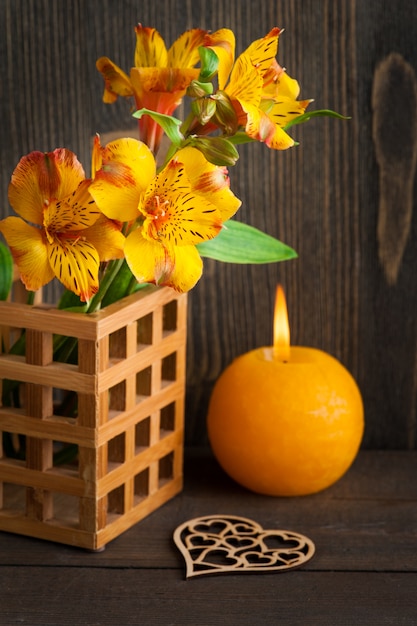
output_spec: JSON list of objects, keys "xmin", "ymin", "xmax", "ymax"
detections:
[
  {"xmin": 97, "ymin": 25, "xmax": 213, "ymax": 153},
  {"xmin": 209, "ymin": 28, "xmax": 311, "ymax": 149},
  {"xmin": 89, "ymin": 138, "xmax": 241, "ymax": 292},
  {"xmin": 0, "ymin": 149, "xmax": 125, "ymax": 301}
]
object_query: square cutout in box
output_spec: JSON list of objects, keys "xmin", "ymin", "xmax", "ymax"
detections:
[
  {"xmin": 136, "ymin": 366, "xmax": 152, "ymax": 398},
  {"xmin": 109, "ymin": 327, "xmax": 127, "ymax": 362},
  {"xmin": 161, "ymin": 353, "xmax": 177, "ymax": 385},
  {"xmin": 52, "ymin": 441, "xmax": 79, "ymax": 471},
  {"xmin": 108, "ymin": 484, "xmax": 125, "ymax": 515},
  {"xmin": 159, "ymin": 451, "xmax": 174, "ymax": 486},
  {"xmin": 137, "ymin": 313, "xmax": 153, "ymax": 347},
  {"xmin": 135, "ymin": 416, "xmax": 151, "ymax": 450},
  {"xmin": 163, "ymin": 300, "xmax": 178, "ymax": 333},
  {"xmin": 108, "ymin": 432, "xmax": 126, "ymax": 469},
  {"xmin": 160, "ymin": 402, "xmax": 175, "ymax": 436},
  {"xmin": 1, "ymin": 482, "xmax": 25, "ymax": 512},
  {"xmin": 134, "ymin": 467, "xmax": 149, "ymax": 500},
  {"xmin": 109, "ymin": 380, "xmax": 126, "ymax": 418},
  {"xmin": 53, "ymin": 388, "xmax": 77, "ymax": 421}
]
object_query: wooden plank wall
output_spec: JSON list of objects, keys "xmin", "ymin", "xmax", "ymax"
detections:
[{"xmin": 1, "ymin": 0, "xmax": 416, "ymax": 449}]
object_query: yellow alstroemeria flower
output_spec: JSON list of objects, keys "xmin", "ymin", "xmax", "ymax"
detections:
[
  {"xmin": 97, "ymin": 25, "xmax": 225, "ymax": 154},
  {"xmin": 89, "ymin": 138, "xmax": 241, "ymax": 292},
  {"xmin": 0, "ymin": 149, "xmax": 125, "ymax": 301},
  {"xmin": 208, "ymin": 28, "xmax": 311, "ymax": 149}
]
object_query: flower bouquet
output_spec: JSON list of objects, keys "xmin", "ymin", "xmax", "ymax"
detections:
[{"xmin": 0, "ymin": 24, "xmax": 343, "ymax": 548}]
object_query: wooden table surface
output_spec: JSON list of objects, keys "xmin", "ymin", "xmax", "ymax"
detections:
[{"xmin": 0, "ymin": 450, "xmax": 416, "ymax": 625}]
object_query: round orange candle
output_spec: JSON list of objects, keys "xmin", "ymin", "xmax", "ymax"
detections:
[{"xmin": 207, "ymin": 286, "xmax": 364, "ymax": 496}]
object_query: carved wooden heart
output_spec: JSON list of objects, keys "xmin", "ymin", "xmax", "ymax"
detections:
[{"xmin": 173, "ymin": 514, "xmax": 315, "ymax": 578}]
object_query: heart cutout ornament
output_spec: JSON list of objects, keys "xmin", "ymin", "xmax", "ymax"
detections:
[{"xmin": 173, "ymin": 514, "xmax": 315, "ymax": 578}]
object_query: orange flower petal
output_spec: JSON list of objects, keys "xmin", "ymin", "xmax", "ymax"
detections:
[
  {"xmin": 130, "ymin": 66, "xmax": 199, "ymax": 96},
  {"xmin": 8, "ymin": 149, "xmax": 85, "ymax": 225},
  {"xmin": 225, "ymin": 53, "xmax": 263, "ymax": 107},
  {"xmin": 134, "ymin": 25, "xmax": 168, "ymax": 68},
  {"xmin": 264, "ymin": 124, "xmax": 296, "ymax": 150},
  {"xmin": 124, "ymin": 229, "xmax": 174, "ymax": 286},
  {"xmin": 83, "ymin": 216, "xmax": 125, "ymax": 262},
  {"xmin": 243, "ymin": 27, "xmax": 281, "ymax": 77},
  {"xmin": 125, "ymin": 230, "xmax": 203, "ymax": 293},
  {"xmin": 90, "ymin": 138, "xmax": 156, "ymax": 222},
  {"xmin": 267, "ymin": 97, "xmax": 311, "ymax": 128},
  {"xmin": 263, "ymin": 63, "xmax": 302, "ymax": 100},
  {"xmin": 205, "ymin": 28, "xmax": 236, "ymax": 90},
  {"xmin": 96, "ymin": 57, "xmax": 134, "ymax": 103},
  {"xmin": 43, "ymin": 179, "xmax": 102, "ymax": 236},
  {"xmin": 0, "ymin": 216, "xmax": 54, "ymax": 291},
  {"xmin": 167, "ymin": 28, "xmax": 207, "ymax": 69},
  {"xmin": 173, "ymin": 147, "xmax": 241, "ymax": 221},
  {"xmin": 168, "ymin": 244, "xmax": 203, "ymax": 292},
  {"xmin": 48, "ymin": 238, "xmax": 100, "ymax": 302},
  {"xmin": 244, "ymin": 106, "xmax": 280, "ymax": 145},
  {"xmin": 141, "ymin": 160, "xmax": 222, "ymax": 246}
]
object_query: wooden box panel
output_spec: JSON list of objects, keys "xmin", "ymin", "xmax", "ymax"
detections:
[{"xmin": 0, "ymin": 286, "xmax": 187, "ymax": 550}]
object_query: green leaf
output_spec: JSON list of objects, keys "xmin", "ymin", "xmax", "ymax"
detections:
[
  {"xmin": 57, "ymin": 289, "xmax": 84, "ymax": 310},
  {"xmin": 0, "ymin": 241, "xmax": 13, "ymax": 301},
  {"xmin": 284, "ymin": 109, "xmax": 350, "ymax": 130},
  {"xmin": 197, "ymin": 220, "xmax": 297, "ymax": 264},
  {"xmin": 133, "ymin": 108, "xmax": 184, "ymax": 146}
]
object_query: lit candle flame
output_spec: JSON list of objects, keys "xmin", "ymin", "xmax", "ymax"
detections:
[{"xmin": 273, "ymin": 284, "xmax": 290, "ymax": 361}]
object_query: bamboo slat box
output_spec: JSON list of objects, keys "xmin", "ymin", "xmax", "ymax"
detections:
[{"xmin": 0, "ymin": 280, "xmax": 187, "ymax": 550}]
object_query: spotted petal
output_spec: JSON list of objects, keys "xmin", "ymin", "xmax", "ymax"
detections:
[
  {"xmin": 48, "ymin": 238, "xmax": 100, "ymax": 302},
  {"xmin": 141, "ymin": 160, "xmax": 222, "ymax": 246},
  {"xmin": 0, "ymin": 216, "xmax": 54, "ymax": 291},
  {"xmin": 225, "ymin": 54, "xmax": 263, "ymax": 108},
  {"xmin": 262, "ymin": 122, "xmax": 296, "ymax": 150},
  {"xmin": 167, "ymin": 28, "xmax": 207, "ymax": 69},
  {"xmin": 173, "ymin": 147, "xmax": 241, "ymax": 221},
  {"xmin": 243, "ymin": 28, "xmax": 281, "ymax": 77},
  {"xmin": 8, "ymin": 149, "xmax": 85, "ymax": 225},
  {"xmin": 43, "ymin": 179, "xmax": 102, "ymax": 237},
  {"xmin": 134, "ymin": 25, "xmax": 168, "ymax": 68},
  {"xmin": 245, "ymin": 105, "xmax": 291, "ymax": 147},
  {"xmin": 266, "ymin": 97, "xmax": 312, "ymax": 129}
]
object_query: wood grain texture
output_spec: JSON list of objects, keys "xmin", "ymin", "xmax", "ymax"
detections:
[
  {"xmin": 0, "ymin": 451, "xmax": 416, "ymax": 625},
  {"xmin": 372, "ymin": 53, "xmax": 417, "ymax": 286},
  {"xmin": 1, "ymin": 1, "xmax": 417, "ymax": 449},
  {"xmin": 1, "ymin": 568, "xmax": 416, "ymax": 625}
]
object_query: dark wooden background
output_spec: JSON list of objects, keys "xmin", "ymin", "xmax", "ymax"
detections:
[{"xmin": 1, "ymin": 0, "xmax": 416, "ymax": 450}]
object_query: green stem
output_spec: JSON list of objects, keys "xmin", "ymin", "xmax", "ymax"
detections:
[{"xmin": 86, "ymin": 258, "xmax": 125, "ymax": 313}]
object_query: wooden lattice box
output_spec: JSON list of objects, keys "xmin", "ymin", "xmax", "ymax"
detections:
[{"xmin": 0, "ymin": 285, "xmax": 187, "ymax": 550}]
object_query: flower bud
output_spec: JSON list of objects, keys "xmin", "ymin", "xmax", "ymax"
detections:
[
  {"xmin": 211, "ymin": 91, "xmax": 239, "ymax": 135},
  {"xmin": 191, "ymin": 98, "xmax": 217, "ymax": 126},
  {"xmin": 187, "ymin": 79, "xmax": 214, "ymax": 98},
  {"xmin": 188, "ymin": 136, "xmax": 239, "ymax": 166}
]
